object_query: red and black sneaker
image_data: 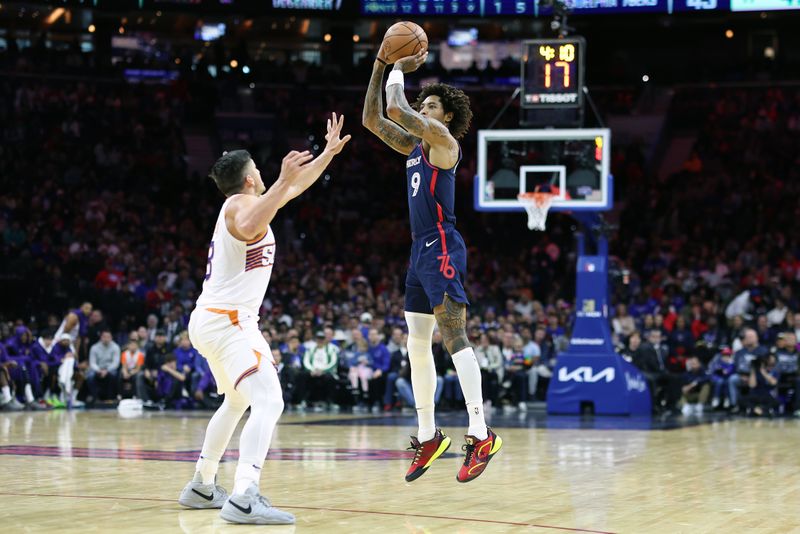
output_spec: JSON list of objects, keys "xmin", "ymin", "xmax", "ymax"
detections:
[
  {"xmin": 456, "ymin": 427, "xmax": 503, "ymax": 483},
  {"xmin": 405, "ymin": 428, "xmax": 452, "ymax": 482}
]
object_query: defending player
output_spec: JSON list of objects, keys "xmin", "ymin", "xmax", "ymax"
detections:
[
  {"xmin": 178, "ymin": 113, "xmax": 350, "ymax": 524},
  {"xmin": 362, "ymin": 48, "xmax": 502, "ymax": 483}
]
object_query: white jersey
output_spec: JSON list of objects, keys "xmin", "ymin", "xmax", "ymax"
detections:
[
  {"xmin": 195, "ymin": 196, "xmax": 276, "ymax": 316},
  {"xmin": 54, "ymin": 315, "xmax": 79, "ymax": 345}
]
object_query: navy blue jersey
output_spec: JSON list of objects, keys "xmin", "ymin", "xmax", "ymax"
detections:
[{"xmin": 406, "ymin": 143, "xmax": 461, "ymax": 237}]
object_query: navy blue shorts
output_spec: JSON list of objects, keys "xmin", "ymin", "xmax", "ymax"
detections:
[{"xmin": 405, "ymin": 224, "xmax": 469, "ymax": 314}]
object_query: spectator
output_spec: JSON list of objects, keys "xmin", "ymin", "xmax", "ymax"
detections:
[
  {"xmin": 192, "ymin": 354, "xmax": 220, "ymax": 409},
  {"xmin": 745, "ymin": 354, "xmax": 779, "ymax": 417},
  {"xmin": 87, "ymin": 330, "xmax": 121, "ymax": 404},
  {"xmin": 119, "ymin": 340, "xmax": 144, "ymax": 399},
  {"xmin": 158, "ymin": 353, "xmax": 189, "ymax": 409},
  {"xmin": 366, "ymin": 328, "xmax": 391, "ymax": 409},
  {"xmin": 382, "ymin": 327, "xmax": 406, "ymax": 411},
  {"xmin": 680, "ymin": 356, "xmax": 711, "ymax": 416},
  {"xmin": 708, "ymin": 347, "xmax": 736, "ymax": 410},
  {"xmin": 475, "ymin": 332, "xmax": 503, "ymax": 411},
  {"xmin": 173, "ymin": 332, "xmax": 199, "ymax": 392},
  {"xmin": 730, "ymin": 328, "xmax": 769, "ymax": 412},
  {"xmin": 612, "ymin": 304, "xmax": 637, "ymax": 342},
  {"xmin": 302, "ymin": 330, "xmax": 339, "ymax": 409},
  {"xmin": 137, "ymin": 330, "xmax": 171, "ymax": 404},
  {"xmin": 773, "ymin": 332, "xmax": 799, "ymax": 414},
  {"xmin": 345, "ymin": 335, "xmax": 372, "ymax": 409}
]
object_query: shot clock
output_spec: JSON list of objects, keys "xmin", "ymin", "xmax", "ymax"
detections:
[{"xmin": 521, "ymin": 38, "xmax": 585, "ymax": 109}]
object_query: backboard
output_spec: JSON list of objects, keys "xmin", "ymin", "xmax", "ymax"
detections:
[{"xmin": 475, "ymin": 128, "xmax": 612, "ymax": 213}]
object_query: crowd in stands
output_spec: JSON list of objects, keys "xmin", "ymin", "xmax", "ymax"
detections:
[{"xmin": 1, "ymin": 43, "xmax": 799, "ymax": 416}]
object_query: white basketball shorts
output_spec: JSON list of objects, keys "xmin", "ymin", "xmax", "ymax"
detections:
[{"xmin": 188, "ymin": 307, "xmax": 273, "ymax": 395}]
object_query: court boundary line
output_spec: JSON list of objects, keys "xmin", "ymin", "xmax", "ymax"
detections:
[{"xmin": 0, "ymin": 491, "xmax": 615, "ymax": 533}]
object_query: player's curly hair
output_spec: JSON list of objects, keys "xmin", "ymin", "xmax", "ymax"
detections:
[{"xmin": 413, "ymin": 83, "xmax": 473, "ymax": 140}]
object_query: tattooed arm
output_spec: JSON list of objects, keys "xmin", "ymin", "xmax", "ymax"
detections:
[
  {"xmin": 385, "ymin": 50, "xmax": 459, "ymax": 169},
  {"xmin": 433, "ymin": 294, "xmax": 471, "ymax": 355},
  {"xmin": 362, "ymin": 59, "xmax": 419, "ymax": 156}
]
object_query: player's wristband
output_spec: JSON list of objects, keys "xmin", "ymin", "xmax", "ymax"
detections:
[
  {"xmin": 376, "ymin": 57, "xmax": 387, "ymax": 65},
  {"xmin": 386, "ymin": 70, "xmax": 404, "ymax": 89}
]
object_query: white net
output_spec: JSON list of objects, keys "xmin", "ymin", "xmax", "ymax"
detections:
[{"xmin": 518, "ymin": 193, "xmax": 555, "ymax": 231}]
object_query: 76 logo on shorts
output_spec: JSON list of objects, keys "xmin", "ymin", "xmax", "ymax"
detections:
[{"xmin": 437, "ymin": 254, "xmax": 456, "ymax": 280}]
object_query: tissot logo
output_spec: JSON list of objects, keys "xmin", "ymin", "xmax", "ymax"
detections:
[{"xmin": 558, "ymin": 366, "xmax": 615, "ymax": 383}]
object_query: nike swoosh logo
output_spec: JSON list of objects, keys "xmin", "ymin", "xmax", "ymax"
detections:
[
  {"xmin": 425, "ymin": 239, "xmax": 439, "ymax": 247},
  {"xmin": 191, "ymin": 488, "xmax": 214, "ymax": 501},
  {"xmin": 230, "ymin": 500, "xmax": 252, "ymax": 514}
]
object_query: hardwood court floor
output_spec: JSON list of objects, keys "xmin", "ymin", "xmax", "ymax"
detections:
[{"xmin": 1, "ymin": 409, "xmax": 799, "ymax": 533}]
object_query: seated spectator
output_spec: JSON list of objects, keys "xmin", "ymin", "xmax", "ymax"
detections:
[
  {"xmin": 32, "ymin": 332, "xmax": 55, "ymax": 402},
  {"xmin": 192, "ymin": 353, "xmax": 220, "ymax": 409},
  {"xmin": 5, "ymin": 326, "xmax": 45, "ymax": 408},
  {"xmin": 87, "ymin": 330, "xmax": 121, "ymax": 404},
  {"xmin": 680, "ymin": 356, "xmax": 711, "ymax": 416},
  {"xmin": 137, "ymin": 330, "xmax": 171, "ymax": 404},
  {"xmin": 158, "ymin": 353, "xmax": 189, "ymax": 409},
  {"xmin": 503, "ymin": 337, "xmax": 532, "ymax": 412},
  {"xmin": 729, "ymin": 328, "xmax": 768, "ymax": 413},
  {"xmin": 302, "ymin": 330, "xmax": 339, "ymax": 409},
  {"xmin": 0, "ymin": 343, "xmax": 24, "ymax": 410},
  {"xmin": 612, "ymin": 304, "xmax": 637, "ymax": 342},
  {"xmin": 708, "ymin": 347, "xmax": 736, "ymax": 410},
  {"xmin": 528, "ymin": 325, "xmax": 555, "ymax": 401},
  {"xmin": 345, "ymin": 335, "xmax": 373, "ymax": 409},
  {"xmin": 744, "ymin": 354, "xmax": 780, "ymax": 417},
  {"xmin": 382, "ymin": 327, "xmax": 407, "ymax": 411},
  {"xmin": 773, "ymin": 332, "xmax": 799, "ymax": 414},
  {"xmin": 173, "ymin": 332, "xmax": 199, "ymax": 392},
  {"xmin": 475, "ymin": 332, "xmax": 503, "ymax": 411},
  {"xmin": 366, "ymin": 328, "xmax": 391, "ymax": 409},
  {"xmin": 119, "ymin": 340, "xmax": 144, "ymax": 399}
]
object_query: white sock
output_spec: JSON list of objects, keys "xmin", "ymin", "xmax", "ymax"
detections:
[
  {"xmin": 452, "ymin": 347, "xmax": 488, "ymax": 440},
  {"xmin": 1, "ymin": 386, "xmax": 10, "ymax": 404},
  {"xmin": 408, "ymin": 336, "xmax": 437, "ymax": 442},
  {"xmin": 24, "ymin": 384, "xmax": 35, "ymax": 404},
  {"xmin": 196, "ymin": 396, "xmax": 249, "ymax": 484},
  {"xmin": 71, "ymin": 389, "xmax": 79, "ymax": 403},
  {"xmin": 233, "ymin": 364, "xmax": 284, "ymax": 495},
  {"xmin": 233, "ymin": 462, "xmax": 261, "ymax": 495}
]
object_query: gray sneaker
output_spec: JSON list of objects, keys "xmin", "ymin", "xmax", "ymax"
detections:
[
  {"xmin": 220, "ymin": 484, "xmax": 295, "ymax": 525},
  {"xmin": 178, "ymin": 472, "xmax": 228, "ymax": 509},
  {"xmin": 2, "ymin": 398, "xmax": 25, "ymax": 411}
]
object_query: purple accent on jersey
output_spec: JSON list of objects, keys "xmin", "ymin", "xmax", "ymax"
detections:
[
  {"xmin": 71, "ymin": 309, "xmax": 90, "ymax": 337},
  {"xmin": 406, "ymin": 143, "xmax": 461, "ymax": 237}
]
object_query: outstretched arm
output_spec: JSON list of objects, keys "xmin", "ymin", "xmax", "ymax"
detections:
[
  {"xmin": 228, "ymin": 113, "xmax": 350, "ymax": 241},
  {"xmin": 362, "ymin": 59, "xmax": 419, "ymax": 155}
]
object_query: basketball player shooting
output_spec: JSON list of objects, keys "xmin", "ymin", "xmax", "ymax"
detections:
[
  {"xmin": 362, "ymin": 37, "xmax": 502, "ymax": 483},
  {"xmin": 178, "ymin": 113, "xmax": 350, "ymax": 524}
]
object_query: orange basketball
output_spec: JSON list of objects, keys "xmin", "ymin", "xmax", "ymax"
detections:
[{"xmin": 380, "ymin": 21, "xmax": 428, "ymax": 65}]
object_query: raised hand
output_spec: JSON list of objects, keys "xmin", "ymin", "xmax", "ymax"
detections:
[
  {"xmin": 324, "ymin": 112, "xmax": 352, "ymax": 156},
  {"xmin": 278, "ymin": 150, "xmax": 313, "ymax": 183},
  {"xmin": 393, "ymin": 48, "xmax": 427, "ymax": 74}
]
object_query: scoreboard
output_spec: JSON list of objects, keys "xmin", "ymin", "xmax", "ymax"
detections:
[
  {"xmin": 361, "ymin": 0, "xmax": 800, "ymax": 15},
  {"xmin": 521, "ymin": 38, "xmax": 585, "ymax": 109}
]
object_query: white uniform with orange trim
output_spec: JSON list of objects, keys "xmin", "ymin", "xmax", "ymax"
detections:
[{"xmin": 188, "ymin": 196, "xmax": 276, "ymax": 394}]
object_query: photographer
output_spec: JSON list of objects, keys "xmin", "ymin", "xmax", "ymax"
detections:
[{"xmin": 745, "ymin": 354, "xmax": 780, "ymax": 417}]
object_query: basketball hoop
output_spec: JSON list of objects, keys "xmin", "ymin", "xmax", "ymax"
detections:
[{"xmin": 518, "ymin": 192, "xmax": 556, "ymax": 231}]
